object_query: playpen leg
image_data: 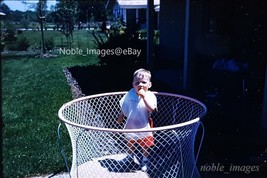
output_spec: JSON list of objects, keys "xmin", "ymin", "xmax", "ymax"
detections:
[
  {"xmin": 191, "ymin": 121, "xmax": 205, "ymax": 178},
  {"xmin": 57, "ymin": 123, "xmax": 71, "ymax": 177}
]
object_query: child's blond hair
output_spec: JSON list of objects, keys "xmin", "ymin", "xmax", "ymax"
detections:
[{"xmin": 133, "ymin": 68, "xmax": 151, "ymax": 81}]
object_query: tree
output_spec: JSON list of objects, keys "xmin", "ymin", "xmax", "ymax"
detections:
[
  {"xmin": 0, "ymin": 0, "xmax": 7, "ymax": 52},
  {"xmin": 54, "ymin": 0, "xmax": 79, "ymax": 47},
  {"xmin": 0, "ymin": 2, "xmax": 10, "ymax": 16},
  {"xmin": 76, "ymin": 0, "xmax": 106, "ymax": 22},
  {"xmin": 36, "ymin": 0, "xmax": 47, "ymax": 54}
]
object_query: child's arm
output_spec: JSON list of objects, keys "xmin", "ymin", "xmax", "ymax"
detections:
[
  {"xmin": 137, "ymin": 89, "xmax": 156, "ymax": 112},
  {"xmin": 117, "ymin": 112, "xmax": 124, "ymax": 124}
]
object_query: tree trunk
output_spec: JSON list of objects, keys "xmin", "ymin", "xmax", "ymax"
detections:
[{"xmin": 40, "ymin": 16, "xmax": 46, "ymax": 54}]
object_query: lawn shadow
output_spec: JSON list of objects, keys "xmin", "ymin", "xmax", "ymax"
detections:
[{"xmin": 68, "ymin": 65, "xmax": 137, "ymax": 95}]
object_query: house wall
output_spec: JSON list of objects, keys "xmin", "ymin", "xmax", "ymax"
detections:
[
  {"xmin": 125, "ymin": 8, "xmax": 151, "ymax": 30},
  {"xmin": 158, "ymin": 0, "xmax": 204, "ymax": 67},
  {"xmin": 262, "ymin": 64, "xmax": 267, "ymax": 130},
  {"xmin": 126, "ymin": 9, "xmax": 137, "ymax": 30},
  {"xmin": 113, "ymin": 2, "xmax": 122, "ymax": 19},
  {"xmin": 159, "ymin": 0, "xmax": 184, "ymax": 65},
  {"xmin": 112, "ymin": 1, "xmax": 159, "ymax": 31}
]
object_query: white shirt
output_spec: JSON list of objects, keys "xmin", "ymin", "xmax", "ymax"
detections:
[{"xmin": 120, "ymin": 88, "xmax": 157, "ymax": 140}]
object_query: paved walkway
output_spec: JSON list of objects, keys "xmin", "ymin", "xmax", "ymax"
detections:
[{"xmin": 29, "ymin": 172, "xmax": 69, "ymax": 178}]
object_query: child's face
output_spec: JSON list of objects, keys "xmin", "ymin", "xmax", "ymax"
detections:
[{"xmin": 132, "ymin": 75, "xmax": 151, "ymax": 93}]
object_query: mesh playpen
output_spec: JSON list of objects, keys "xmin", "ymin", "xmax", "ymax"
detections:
[{"xmin": 58, "ymin": 91, "xmax": 207, "ymax": 178}]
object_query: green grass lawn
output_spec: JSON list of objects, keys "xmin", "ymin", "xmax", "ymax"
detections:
[
  {"xmin": 18, "ymin": 30, "xmax": 102, "ymax": 49},
  {"xmin": 5, "ymin": 29, "xmax": 104, "ymax": 54},
  {"xmin": 2, "ymin": 30, "xmax": 100, "ymax": 177}
]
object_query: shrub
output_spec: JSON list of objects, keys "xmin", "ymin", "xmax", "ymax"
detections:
[
  {"xmin": 4, "ymin": 28, "xmax": 17, "ymax": 43},
  {"xmin": 109, "ymin": 19, "xmax": 127, "ymax": 35},
  {"xmin": 16, "ymin": 36, "xmax": 30, "ymax": 51},
  {"xmin": 6, "ymin": 44, "xmax": 18, "ymax": 51},
  {"xmin": 45, "ymin": 37, "xmax": 55, "ymax": 50},
  {"xmin": 92, "ymin": 31, "xmax": 146, "ymax": 68},
  {"xmin": 92, "ymin": 20, "xmax": 146, "ymax": 68},
  {"xmin": 0, "ymin": 42, "xmax": 4, "ymax": 52}
]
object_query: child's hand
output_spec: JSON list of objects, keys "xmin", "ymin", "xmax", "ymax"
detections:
[
  {"xmin": 117, "ymin": 112, "xmax": 124, "ymax": 124},
  {"xmin": 137, "ymin": 88, "xmax": 146, "ymax": 98}
]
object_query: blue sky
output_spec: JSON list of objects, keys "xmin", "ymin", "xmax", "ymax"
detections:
[{"xmin": 3, "ymin": 0, "xmax": 58, "ymax": 11}]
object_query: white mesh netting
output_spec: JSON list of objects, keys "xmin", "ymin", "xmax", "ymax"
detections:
[{"xmin": 58, "ymin": 91, "xmax": 207, "ymax": 178}]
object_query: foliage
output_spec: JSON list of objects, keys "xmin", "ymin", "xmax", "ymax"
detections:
[
  {"xmin": 16, "ymin": 30, "xmax": 62, "ymax": 49},
  {"xmin": 92, "ymin": 27, "xmax": 146, "ymax": 68},
  {"xmin": 3, "ymin": 10, "xmax": 37, "ymax": 23},
  {"xmin": 36, "ymin": 0, "xmax": 48, "ymax": 54},
  {"xmin": 109, "ymin": 18, "xmax": 127, "ymax": 35},
  {"xmin": 20, "ymin": 18, "xmax": 30, "ymax": 29},
  {"xmin": 138, "ymin": 29, "xmax": 160, "ymax": 44},
  {"xmin": 44, "ymin": 37, "xmax": 54, "ymax": 50},
  {"xmin": 53, "ymin": 0, "xmax": 79, "ymax": 47},
  {"xmin": 4, "ymin": 28, "xmax": 17, "ymax": 43},
  {"xmin": 6, "ymin": 35, "xmax": 30, "ymax": 51},
  {"xmin": 0, "ymin": 1, "xmax": 10, "ymax": 16},
  {"xmin": 36, "ymin": 0, "xmax": 47, "ymax": 19},
  {"xmin": 5, "ymin": 43, "xmax": 17, "ymax": 51},
  {"xmin": 2, "ymin": 30, "xmax": 98, "ymax": 54},
  {"xmin": 0, "ymin": 41, "xmax": 4, "ymax": 52},
  {"xmin": 76, "ymin": 0, "xmax": 107, "ymax": 22},
  {"xmin": 17, "ymin": 36, "xmax": 30, "ymax": 51}
]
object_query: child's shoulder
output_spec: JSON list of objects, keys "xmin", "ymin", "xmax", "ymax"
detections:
[
  {"xmin": 147, "ymin": 90, "xmax": 157, "ymax": 99},
  {"xmin": 147, "ymin": 90, "xmax": 156, "ymax": 95}
]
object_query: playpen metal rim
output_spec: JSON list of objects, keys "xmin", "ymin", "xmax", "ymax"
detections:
[
  {"xmin": 59, "ymin": 115, "xmax": 199, "ymax": 133},
  {"xmin": 58, "ymin": 91, "xmax": 207, "ymax": 110},
  {"xmin": 58, "ymin": 91, "xmax": 206, "ymax": 133}
]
